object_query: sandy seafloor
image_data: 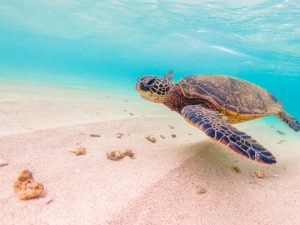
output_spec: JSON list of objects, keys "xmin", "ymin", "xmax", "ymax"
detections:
[{"xmin": 0, "ymin": 80, "xmax": 300, "ymax": 225}]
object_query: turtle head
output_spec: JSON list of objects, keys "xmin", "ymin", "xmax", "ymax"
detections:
[{"xmin": 136, "ymin": 71, "xmax": 174, "ymax": 103}]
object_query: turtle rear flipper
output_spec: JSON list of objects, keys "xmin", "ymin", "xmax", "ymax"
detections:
[
  {"xmin": 276, "ymin": 111, "xmax": 300, "ymax": 132},
  {"xmin": 181, "ymin": 105, "xmax": 277, "ymax": 164}
]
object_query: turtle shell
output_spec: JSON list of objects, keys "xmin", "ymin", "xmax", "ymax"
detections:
[{"xmin": 178, "ymin": 75, "xmax": 282, "ymax": 115}]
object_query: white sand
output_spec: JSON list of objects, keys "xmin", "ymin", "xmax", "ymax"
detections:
[{"xmin": 0, "ymin": 81, "xmax": 300, "ymax": 225}]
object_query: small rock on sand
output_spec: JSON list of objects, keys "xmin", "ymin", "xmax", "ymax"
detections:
[
  {"xmin": 45, "ymin": 198, "xmax": 53, "ymax": 205},
  {"xmin": 277, "ymin": 139, "xmax": 286, "ymax": 144},
  {"xmin": 171, "ymin": 134, "xmax": 176, "ymax": 138},
  {"xmin": 231, "ymin": 166, "xmax": 241, "ymax": 173},
  {"xmin": 168, "ymin": 125, "xmax": 174, "ymax": 129},
  {"xmin": 276, "ymin": 130, "xmax": 285, "ymax": 135},
  {"xmin": 0, "ymin": 158, "xmax": 9, "ymax": 167},
  {"xmin": 160, "ymin": 135, "xmax": 166, "ymax": 139},
  {"xmin": 145, "ymin": 135, "xmax": 157, "ymax": 143},
  {"xmin": 252, "ymin": 169, "xmax": 265, "ymax": 178},
  {"xmin": 90, "ymin": 134, "xmax": 101, "ymax": 137},
  {"xmin": 106, "ymin": 150, "xmax": 134, "ymax": 161},
  {"xmin": 14, "ymin": 170, "xmax": 44, "ymax": 200},
  {"xmin": 116, "ymin": 132, "xmax": 125, "ymax": 139},
  {"xmin": 196, "ymin": 186, "xmax": 207, "ymax": 194},
  {"xmin": 70, "ymin": 147, "xmax": 86, "ymax": 156}
]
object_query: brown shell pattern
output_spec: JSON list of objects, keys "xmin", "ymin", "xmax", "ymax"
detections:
[{"xmin": 179, "ymin": 75, "xmax": 282, "ymax": 115}]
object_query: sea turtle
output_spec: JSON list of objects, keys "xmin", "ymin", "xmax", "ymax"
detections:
[{"xmin": 136, "ymin": 71, "xmax": 300, "ymax": 164}]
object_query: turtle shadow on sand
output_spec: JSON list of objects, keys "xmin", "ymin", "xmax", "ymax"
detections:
[
  {"xmin": 107, "ymin": 140, "xmax": 284, "ymax": 225},
  {"xmin": 176, "ymin": 140, "xmax": 275, "ymax": 181}
]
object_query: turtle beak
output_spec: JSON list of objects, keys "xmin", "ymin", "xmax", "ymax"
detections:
[
  {"xmin": 135, "ymin": 82, "xmax": 140, "ymax": 91},
  {"xmin": 136, "ymin": 80, "xmax": 149, "ymax": 92},
  {"xmin": 135, "ymin": 82, "xmax": 142, "ymax": 92}
]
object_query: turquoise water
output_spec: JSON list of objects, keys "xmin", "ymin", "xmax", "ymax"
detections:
[{"xmin": 0, "ymin": 1, "xmax": 299, "ymax": 117}]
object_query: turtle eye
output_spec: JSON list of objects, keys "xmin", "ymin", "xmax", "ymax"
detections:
[{"xmin": 147, "ymin": 79, "xmax": 156, "ymax": 86}]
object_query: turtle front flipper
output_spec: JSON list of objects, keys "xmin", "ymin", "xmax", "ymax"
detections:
[
  {"xmin": 276, "ymin": 111, "xmax": 300, "ymax": 132},
  {"xmin": 181, "ymin": 105, "xmax": 276, "ymax": 164}
]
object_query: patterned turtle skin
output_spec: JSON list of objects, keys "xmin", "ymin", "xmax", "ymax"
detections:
[{"xmin": 136, "ymin": 71, "xmax": 300, "ymax": 164}]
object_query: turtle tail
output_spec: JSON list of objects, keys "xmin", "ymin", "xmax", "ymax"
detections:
[{"xmin": 276, "ymin": 111, "xmax": 300, "ymax": 132}]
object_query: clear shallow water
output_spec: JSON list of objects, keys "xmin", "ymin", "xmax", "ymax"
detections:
[{"xmin": 0, "ymin": 0, "xmax": 299, "ymax": 117}]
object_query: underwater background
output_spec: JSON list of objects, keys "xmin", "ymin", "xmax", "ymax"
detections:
[{"xmin": 0, "ymin": 0, "xmax": 299, "ymax": 118}]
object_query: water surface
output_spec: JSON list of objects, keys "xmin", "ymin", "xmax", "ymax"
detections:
[{"xmin": 0, "ymin": 0, "xmax": 299, "ymax": 117}]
